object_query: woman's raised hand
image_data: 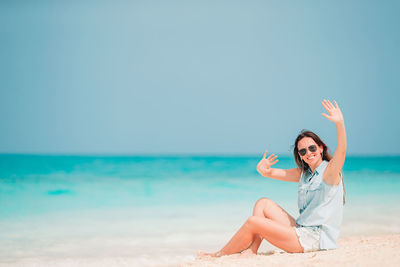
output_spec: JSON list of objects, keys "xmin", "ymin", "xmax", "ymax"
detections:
[
  {"xmin": 321, "ymin": 99, "xmax": 344, "ymax": 124},
  {"xmin": 257, "ymin": 150, "xmax": 278, "ymax": 175}
]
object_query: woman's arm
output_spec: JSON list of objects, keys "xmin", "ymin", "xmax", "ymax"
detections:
[
  {"xmin": 321, "ymin": 99, "xmax": 347, "ymax": 185},
  {"xmin": 257, "ymin": 150, "xmax": 301, "ymax": 182}
]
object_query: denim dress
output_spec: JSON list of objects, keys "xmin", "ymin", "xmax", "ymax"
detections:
[{"xmin": 296, "ymin": 160, "xmax": 344, "ymax": 250}]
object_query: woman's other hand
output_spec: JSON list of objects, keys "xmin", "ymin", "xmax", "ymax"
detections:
[
  {"xmin": 321, "ymin": 99, "xmax": 344, "ymax": 124},
  {"xmin": 257, "ymin": 150, "xmax": 278, "ymax": 175}
]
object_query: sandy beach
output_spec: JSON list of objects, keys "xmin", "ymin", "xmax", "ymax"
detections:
[{"xmin": 181, "ymin": 234, "xmax": 400, "ymax": 267}]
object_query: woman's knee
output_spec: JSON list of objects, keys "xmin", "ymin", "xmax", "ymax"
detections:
[
  {"xmin": 255, "ymin": 197, "xmax": 270, "ymax": 207},
  {"xmin": 254, "ymin": 197, "xmax": 273, "ymax": 212},
  {"xmin": 246, "ymin": 215, "xmax": 267, "ymax": 232},
  {"xmin": 245, "ymin": 216, "xmax": 258, "ymax": 230}
]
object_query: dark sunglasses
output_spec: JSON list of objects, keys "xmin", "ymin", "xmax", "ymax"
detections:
[{"xmin": 298, "ymin": 145, "xmax": 317, "ymax": 156}]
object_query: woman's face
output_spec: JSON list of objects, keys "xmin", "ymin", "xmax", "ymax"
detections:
[{"xmin": 297, "ymin": 137, "xmax": 323, "ymax": 168}]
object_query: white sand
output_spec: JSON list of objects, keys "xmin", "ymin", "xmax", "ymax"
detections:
[
  {"xmin": 180, "ymin": 234, "xmax": 400, "ymax": 267},
  {"xmin": 1, "ymin": 234, "xmax": 398, "ymax": 266}
]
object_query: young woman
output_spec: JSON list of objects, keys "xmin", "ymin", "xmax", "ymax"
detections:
[{"xmin": 199, "ymin": 99, "xmax": 346, "ymax": 256}]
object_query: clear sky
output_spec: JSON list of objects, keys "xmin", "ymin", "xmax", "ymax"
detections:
[{"xmin": 1, "ymin": 0, "xmax": 399, "ymax": 155}]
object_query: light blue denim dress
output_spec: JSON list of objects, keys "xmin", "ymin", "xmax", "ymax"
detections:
[{"xmin": 296, "ymin": 160, "xmax": 344, "ymax": 250}]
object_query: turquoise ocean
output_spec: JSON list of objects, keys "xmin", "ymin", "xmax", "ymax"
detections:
[{"xmin": 1, "ymin": 155, "xmax": 400, "ymax": 266}]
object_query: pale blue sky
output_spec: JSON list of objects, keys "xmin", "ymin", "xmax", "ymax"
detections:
[{"xmin": 1, "ymin": 0, "xmax": 399, "ymax": 155}]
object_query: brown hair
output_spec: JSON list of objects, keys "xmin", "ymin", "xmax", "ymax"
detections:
[{"xmin": 293, "ymin": 130, "xmax": 346, "ymax": 204}]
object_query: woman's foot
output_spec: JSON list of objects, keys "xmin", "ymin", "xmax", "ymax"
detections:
[{"xmin": 197, "ymin": 251, "xmax": 223, "ymax": 258}]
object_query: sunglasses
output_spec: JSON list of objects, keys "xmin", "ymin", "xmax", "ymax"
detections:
[{"xmin": 298, "ymin": 145, "xmax": 317, "ymax": 156}]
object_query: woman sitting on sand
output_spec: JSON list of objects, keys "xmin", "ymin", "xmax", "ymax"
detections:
[{"xmin": 199, "ymin": 99, "xmax": 346, "ymax": 256}]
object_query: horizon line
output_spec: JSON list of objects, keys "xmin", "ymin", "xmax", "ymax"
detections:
[{"xmin": 0, "ymin": 152, "xmax": 399, "ymax": 158}]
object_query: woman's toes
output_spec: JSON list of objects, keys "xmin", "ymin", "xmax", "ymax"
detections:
[{"xmin": 197, "ymin": 251, "xmax": 219, "ymax": 258}]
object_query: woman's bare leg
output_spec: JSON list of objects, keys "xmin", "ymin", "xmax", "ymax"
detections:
[
  {"xmin": 213, "ymin": 215, "xmax": 302, "ymax": 256},
  {"xmin": 199, "ymin": 198, "xmax": 301, "ymax": 257},
  {"xmin": 246, "ymin": 198, "xmax": 297, "ymax": 254}
]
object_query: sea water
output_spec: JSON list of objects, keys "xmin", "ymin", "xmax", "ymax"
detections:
[{"xmin": 0, "ymin": 155, "xmax": 399, "ymax": 266}]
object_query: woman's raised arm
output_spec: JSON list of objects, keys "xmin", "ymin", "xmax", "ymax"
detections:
[
  {"xmin": 257, "ymin": 150, "xmax": 301, "ymax": 182},
  {"xmin": 321, "ymin": 99, "xmax": 347, "ymax": 185}
]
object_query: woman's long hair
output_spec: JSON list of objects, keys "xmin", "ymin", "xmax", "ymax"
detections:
[{"xmin": 293, "ymin": 130, "xmax": 346, "ymax": 204}]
